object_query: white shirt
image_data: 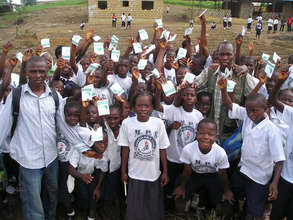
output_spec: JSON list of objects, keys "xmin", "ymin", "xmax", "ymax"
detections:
[
  {"xmin": 0, "ymin": 83, "xmax": 60, "ymax": 169},
  {"xmin": 248, "ymin": 18, "xmax": 253, "ymax": 24},
  {"xmin": 104, "ymin": 122, "xmax": 121, "ymax": 173},
  {"xmin": 164, "ymin": 67, "xmax": 176, "ymax": 84},
  {"xmin": 280, "ymin": 105, "xmax": 293, "ymax": 184},
  {"xmin": 257, "ymin": 16, "xmax": 263, "ymax": 22},
  {"xmin": 229, "ymin": 103, "xmax": 285, "ymax": 185},
  {"xmin": 70, "ymin": 149, "xmax": 108, "ymax": 174},
  {"xmin": 93, "ymin": 85, "xmax": 114, "ymax": 105},
  {"xmin": 71, "ymin": 64, "xmax": 87, "ymax": 87},
  {"xmin": 121, "ymin": 14, "xmax": 126, "ymax": 21},
  {"xmin": 228, "ymin": 17, "xmax": 232, "ymax": 22},
  {"xmin": 118, "ymin": 116, "xmax": 170, "ymax": 181},
  {"xmin": 273, "ymin": 19, "xmax": 279, "ymax": 25},
  {"xmin": 163, "ymin": 105, "xmax": 203, "ymax": 163},
  {"xmin": 127, "ymin": 16, "xmax": 132, "ymax": 22},
  {"xmin": 107, "ymin": 74, "xmax": 132, "ymax": 99},
  {"xmin": 223, "ymin": 17, "xmax": 227, "ymax": 22},
  {"xmin": 270, "ymin": 107, "xmax": 289, "ymax": 148},
  {"xmin": 268, "ymin": 19, "xmax": 273, "ymax": 27},
  {"xmin": 180, "ymin": 141, "xmax": 229, "ymax": 173}
]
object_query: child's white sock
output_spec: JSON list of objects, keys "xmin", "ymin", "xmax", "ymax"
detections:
[
  {"xmin": 67, "ymin": 210, "xmax": 75, "ymax": 216},
  {"xmin": 88, "ymin": 217, "xmax": 95, "ymax": 220}
]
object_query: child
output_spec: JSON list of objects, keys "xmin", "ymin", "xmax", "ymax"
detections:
[
  {"xmin": 121, "ymin": 13, "xmax": 126, "ymax": 29},
  {"xmin": 50, "ymin": 79, "xmax": 64, "ymax": 97},
  {"xmin": 68, "ymin": 130, "xmax": 108, "ymax": 220},
  {"xmin": 127, "ymin": 13, "xmax": 132, "ymax": 29},
  {"xmin": 164, "ymin": 50, "xmax": 177, "ymax": 83},
  {"xmin": 112, "ymin": 13, "xmax": 117, "ymax": 28},
  {"xmin": 256, "ymin": 21, "xmax": 262, "ymax": 39},
  {"xmin": 273, "ymin": 16, "xmax": 279, "ymax": 33},
  {"xmin": 108, "ymin": 57, "xmax": 132, "ymax": 99},
  {"xmin": 228, "ymin": 15, "xmax": 232, "ymax": 28},
  {"xmin": 211, "ymin": 21, "xmax": 216, "ymax": 30},
  {"xmin": 80, "ymin": 20, "xmax": 85, "ymax": 30},
  {"xmin": 247, "ymin": 16, "xmax": 253, "ymax": 32},
  {"xmin": 218, "ymin": 77, "xmax": 285, "ymax": 220},
  {"xmin": 223, "ymin": 15, "xmax": 228, "ymax": 29},
  {"xmin": 268, "ymin": 71, "xmax": 293, "ymax": 220},
  {"xmin": 173, "ymin": 118, "xmax": 233, "ymax": 210},
  {"xmin": 154, "ymin": 83, "xmax": 203, "ymax": 201},
  {"xmin": 101, "ymin": 104, "xmax": 123, "ymax": 219},
  {"xmin": 268, "ymin": 17, "xmax": 273, "ymax": 33},
  {"xmin": 196, "ymin": 91, "xmax": 212, "ymax": 118},
  {"xmin": 119, "ymin": 91, "xmax": 170, "ymax": 220}
]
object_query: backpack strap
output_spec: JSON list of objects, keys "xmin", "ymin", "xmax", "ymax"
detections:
[{"xmin": 11, "ymin": 86, "xmax": 22, "ymax": 137}]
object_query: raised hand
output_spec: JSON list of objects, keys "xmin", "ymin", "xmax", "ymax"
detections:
[
  {"xmin": 132, "ymin": 66, "xmax": 140, "ymax": 80},
  {"xmin": 22, "ymin": 48, "xmax": 34, "ymax": 63},
  {"xmin": 128, "ymin": 37, "xmax": 134, "ymax": 48},
  {"xmin": 86, "ymin": 30, "xmax": 95, "ymax": 42},
  {"xmin": 278, "ymin": 67, "xmax": 289, "ymax": 82},
  {"xmin": 2, "ymin": 41, "xmax": 13, "ymax": 54},
  {"xmin": 9, "ymin": 54, "xmax": 18, "ymax": 68},
  {"xmin": 235, "ymin": 34, "xmax": 243, "ymax": 47},
  {"xmin": 217, "ymin": 77, "xmax": 227, "ymax": 89},
  {"xmin": 248, "ymin": 41, "xmax": 254, "ymax": 55},
  {"xmin": 35, "ymin": 45, "xmax": 43, "ymax": 56},
  {"xmin": 199, "ymin": 14, "xmax": 206, "ymax": 25},
  {"xmin": 57, "ymin": 57, "xmax": 65, "ymax": 69},
  {"xmin": 258, "ymin": 69, "xmax": 267, "ymax": 84}
]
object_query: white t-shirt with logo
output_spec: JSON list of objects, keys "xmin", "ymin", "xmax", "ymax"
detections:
[
  {"xmin": 163, "ymin": 105, "xmax": 203, "ymax": 163},
  {"xmin": 93, "ymin": 85, "xmax": 114, "ymax": 105},
  {"xmin": 118, "ymin": 116, "xmax": 170, "ymax": 181},
  {"xmin": 280, "ymin": 105, "xmax": 293, "ymax": 184},
  {"xmin": 180, "ymin": 140, "xmax": 229, "ymax": 173},
  {"xmin": 71, "ymin": 64, "xmax": 87, "ymax": 87}
]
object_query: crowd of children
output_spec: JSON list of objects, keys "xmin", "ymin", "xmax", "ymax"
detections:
[{"xmin": 0, "ymin": 12, "xmax": 293, "ymax": 220}]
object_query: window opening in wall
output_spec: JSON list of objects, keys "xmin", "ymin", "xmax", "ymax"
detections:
[
  {"xmin": 142, "ymin": 1, "xmax": 154, "ymax": 10},
  {"xmin": 98, "ymin": 0, "xmax": 107, "ymax": 10},
  {"xmin": 122, "ymin": 1, "xmax": 129, "ymax": 7}
]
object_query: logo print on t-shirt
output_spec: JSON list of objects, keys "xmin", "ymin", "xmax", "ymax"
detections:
[
  {"xmin": 134, "ymin": 135, "xmax": 156, "ymax": 161},
  {"xmin": 177, "ymin": 125, "xmax": 195, "ymax": 147}
]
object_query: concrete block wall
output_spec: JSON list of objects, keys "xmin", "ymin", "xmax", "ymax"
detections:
[{"xmin": 88, "ymin": 0, "xmax": 164, "ymax": 24}]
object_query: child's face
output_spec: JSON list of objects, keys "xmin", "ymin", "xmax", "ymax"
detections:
[
  {"xmin": 181, "ymin": 88, "xmax": 197, "ymax": 107},
  {"xmin": 106, "ymin": 108, "xmax": 121, "ymax": 130},
  {"xmin": 245, "ymin": 100, "xmax": 266, "ymax": 123},
  {"xmin": 65, "ymin": 107, "xmax": 81, "ymax": 126},
  {"xmin": 87, "ymin": 105, "xmax": 99, "ymax": 124},
  {"xmin": 191, "ymin": 58, "xmax": 203, "ymax": 75},
  {"xmin": 122, "ymin": 102, "xmax": 131, "ymax": 119},
  {"xmin": 265, "ymin": 73, "xmax": 278, "ymax": 94},
  {"xmin": 196, "ymin": 122, "xmax": 217, "ymax": 154},
  {"xmin": 165, "ymin": 52, "xmax": 175, "ymax": 69},
  {"xmin": 81, "ymin": 58, "xmax": 91, "ymax": 72},
  {"xmin": 134, "ymin": 95, "xmax": 153, "ymax": 122},
  {"xmin": 197, "ymin": 96, "xmax": 211, "ymax": 116},
  {"xmin": 93, "ymin": 70, "xmax": 106, "ymax": 88},
  {"xmin": 52, "ymin": 81, "xmax": 64, "ymax": 96},
  {"xmin": 93, "ymin": 133, "xmax": 108, "ymax": 153},
  {"xmin": 279, "ymin": 90, "xmax": 293, "ymax": 107},
  {"xmin": 117, "ymin": 59, "xmax": 129, "ymax": 77},
  {"xmin": 129, "ymin": 56, "xmax": 139, "ymax": 70},
  {"xmin": 62, "ymin": 61, "xmax": 73, "ymax": 78},
  {"xmin": 141, "ymin": 63, "xmax": 153, "ymax": 80},
  {"xmin": 245, "ymin": 58, "xmax": 256, "ymax": 75},
  {"xmin": 176, "ymin": 68, "xmax": 187, "ymax": 85}
]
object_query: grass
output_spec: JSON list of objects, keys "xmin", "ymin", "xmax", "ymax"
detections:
[
  {"xmin": 164, "ymin": 0, "xmax": 223, "ymax": 9},
  {"xmin": 0, "ymin": 0, "xmax": 87, "ymax": 21}
]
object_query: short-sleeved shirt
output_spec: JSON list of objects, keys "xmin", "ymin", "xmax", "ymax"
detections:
[
  {"xmin": 228, "ymin": 103, "xmax": 285, "ymax": 185},
  {"xmin": 268, "ymin": 19, "xmax": 273, "ymax": 27},
  {"xmin": 281, "ymin": 105, "xmax": 293, "ymax": 184},
  {"xmin": 180, "ymin": 141, "xmax": 229, "ymax": 173},
  {"xmin": 163, "ymin": 105, "xmax": 203, "ymax": 163},
  {"xmin": 248, "ymin": 18, "xmax": 253, "ymax": 24},
  {"xmin": 107, "ymin": 74, "xmax": 132, "ymax": 99},
  {"xmin": 118, "ymin": 116, "xmax": 170, "ymax": 181},
  {"xmin": 71, "ymin": 64, "xmax": 87, "ymax": 87},
  {"xmin": 164, "ymin": 67, "xmax": 177, "ymax": 84}
]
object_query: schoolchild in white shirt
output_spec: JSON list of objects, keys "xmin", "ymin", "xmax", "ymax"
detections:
[
  {"xmin": 154, "ymin": 83, "xmax": 203, "ymax": 200},
  {"xmin": 266, "ymin": 71, "xmax": 293, "ymax": 220},
  {"xmin": 119, "ymin": 92, "xmax": 170, "ymax": 220},
  {"xmin": 68, "ymin": 130, "xmax": 108, "ymax": 220},
  {"xmin": 218, "ymin": 77, "xmax": 285, "ymax": 220},
  {"xmin": 173, "ymin": 118, "xmax": 233, "ymax": 212}
]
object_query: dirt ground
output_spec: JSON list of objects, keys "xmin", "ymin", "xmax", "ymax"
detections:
[{"xmin": 0, "ymin": 3, "xmax": 292, "ymax": 220}]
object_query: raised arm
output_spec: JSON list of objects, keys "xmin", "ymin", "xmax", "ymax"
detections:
[
  {"xmin": 19, "ymin": 49, "xmax": 34, "ymax": 85},
  {"xmin": 75, "ymin": 30, "xmax": 94, "ymax": 63},
  {"xmin": 199, "ymin": 14, "xmax": 209, "ymax": 58},
  {"xmin": 154, "ymin": 78, "xmax": 164, "ymax": 112},
  {"xmin": 70, "ymin": 44, "xmax": 79, "ymax": 74},
  {"xmin": 248, "ymin": 69, "xmax": 266, "ymax": 96},
  {"xmin": 123, "ymin": 37, "xmax": 134, "ymax": 58},
  {"xmin": 218, "ymin": 77, "xmax": 233, "ymax": 110},
  {"xmin": 235, "ymin": 35, "xmax": 243, "ymax": 65},
  {"xmin": 154, "ymin": 39, "xmax": 167, "ymax": 73},
  {"xmin": 0, "ymin": 42, "xmax": 13, "ymax": 79}
]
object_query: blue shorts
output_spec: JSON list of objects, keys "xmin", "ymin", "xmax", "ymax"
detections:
[{"xmin": 231, "ymin": 168, "xmax": 269, "ymax": 218}]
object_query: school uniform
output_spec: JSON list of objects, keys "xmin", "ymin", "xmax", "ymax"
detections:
[
  {"xmin": 228, "ymin": 17, "xmax": 232, "ymax": 27},
  {"xmin": 223, "ymin": 16, "xmax": 227, "ymax": 28},
  {"xmin": 180, "ymin": 141, "xmax": 229, "ymax": 206},
  {"xmin": 121, "ymin": 14, "xmax": 126, "ymax": 27},
  {"xmin": 70, "ymin": 149, "xmax": 108, "ymax": 212},
  {"xmin": 92, "ymin": 85, "xmax": 114, "ymax": 106},
  {"xmin": 71, "ymin": 64, "xmax": 87, "ymax": 87},
  {"xmin": 162, "ymin": 104, "xmax": 203, "ymax": 194},
  {"xmin": 247, "ymin": 18, "xmax": 253, "ymax": 30},
  {"xmin": 268, "ymin": 18, "xmax": 273, "ymax": 31},
  {"xmin": 164, "ymin": 67, "xmax": 177, "ymax": 84},
  {"xmin": 228, "ymin": 103, "xmax": 285, "ymax": 218},
  {"xmin": 102, "ymin": 122, "xmax": 122, "ymax": 201},
  {"xmin": 271, "ymin": 105, "xmax": 293, "ymax": 220},
  {"xmin": 118, "ymin": 116, "xmax": 170, "ymax": 220},
  {"xmin": 256, "ymin": 22, "xmax": 262, "ymax": 36}
]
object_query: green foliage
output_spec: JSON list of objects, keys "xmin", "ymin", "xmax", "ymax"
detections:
[{"xmin": 164, "ymin": 0, "xmax": 223, "ymax": 9}]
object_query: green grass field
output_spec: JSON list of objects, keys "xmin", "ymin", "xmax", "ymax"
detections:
[
  {"xmin": 164, "ymin": 0, "xmax": 223, "ymax": 9},
  {"xmin": 0, "ymin": 0, "xmax": 87, "ymax": 20}
]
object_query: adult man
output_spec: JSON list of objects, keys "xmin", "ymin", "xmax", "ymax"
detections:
[
  {"xmin": 0, "ymin": 56, "xmax": 60, "ymax": 220},
  {"xmin": 193, "ymin": 41, "xmax": 257, "ymax": 140}
]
